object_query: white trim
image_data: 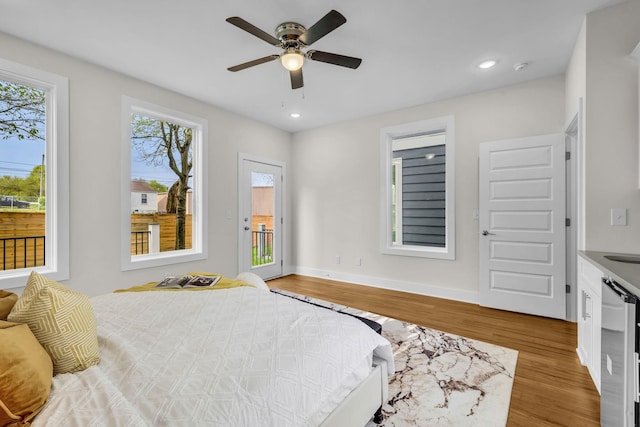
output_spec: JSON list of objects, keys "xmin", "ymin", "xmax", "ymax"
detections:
[
  {"xmin": 120, "ymin": 96, "xmax": 208, "ymax": 271},
  {"xmin": 632, "ymin": 43, "xmax": 640, "ymax": 188},
  {"xmin": 565, "ymin": 98, "xmax": 584, "ymax": 322},
  {"xmin": 379, "ymin": 115, "xmax": 456, "ymax": 259},
  {"xmin": 391, "ymin": 157, "xmax": 403, "ymax": 245},
  {"xmin": 293, "ymin": 266, "xmax": 478, "ymax": 304},
  {"xmin": 0, "ymin": 59, "xmax": 69, "ymax": 288}
]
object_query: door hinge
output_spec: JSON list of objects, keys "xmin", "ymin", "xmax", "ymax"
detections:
[
  {"xmin": 281, "ymin": 259, "xmax": 283, "ymax": 266},
  {"xmin": 281, "ymin": 217, "xmax": 283, "ymax": 225},
  {"xmin": 565, "ymin": 151, "xmax": 571, "ymax": 161},
  {"xmin": 566, "ymin": 284, "xmax": 571, "ymax": 293},
  {"xmin": 566, "ymin": 218, "xmax": 571, "ymax": 227}
]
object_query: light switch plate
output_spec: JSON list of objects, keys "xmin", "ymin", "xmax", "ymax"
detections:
[{"xmin": 611, "ymin": 208, "xmax": 627, "ymax": 226}]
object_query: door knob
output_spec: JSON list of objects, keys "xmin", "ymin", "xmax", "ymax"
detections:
[
  {"xmin": 481, "ymin": 230, "xmax": 495, "ymax": 236},
  {"xmin": 244, "ymin": 226, "xmax": 250, "ymax": 231}
]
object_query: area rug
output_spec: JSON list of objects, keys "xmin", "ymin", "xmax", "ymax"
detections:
[{"xmin": 271, "ymin": 289, "xmax": 518, "ymax": 427}]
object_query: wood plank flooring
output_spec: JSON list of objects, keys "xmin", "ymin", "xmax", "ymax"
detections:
[{"xmin": 267, "ymin": 274, "xmax": 600, "ymax": 427}]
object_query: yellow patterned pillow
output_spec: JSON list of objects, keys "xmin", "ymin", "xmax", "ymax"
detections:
[{"xmin": 8, "ymin": 272, "xmax": 100, "ymax": 375}]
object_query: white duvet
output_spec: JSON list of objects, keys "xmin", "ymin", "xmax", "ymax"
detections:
[{"xmin": 32, "ymin": 286, "xmax": 393, "ymax": 427}]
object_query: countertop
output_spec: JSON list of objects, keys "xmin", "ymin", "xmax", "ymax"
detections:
[{"xmin": 579, "ymin": 250, "xmax": 640, "ymax": 296}]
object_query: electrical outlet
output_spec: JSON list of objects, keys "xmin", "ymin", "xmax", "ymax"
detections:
[
  {"xmin": 336, "ymin": 256, "xmax": 341, "ymax": 265},
  {"xmin": 356, "ymin": 258, "xmax": 362, "ymax": 266},
  {"xmin": 611, "ymin": 208, "xmax": 627, "ymax": 226}
]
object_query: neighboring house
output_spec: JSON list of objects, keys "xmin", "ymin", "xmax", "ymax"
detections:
[
  {"xmin": 252, "ymin": 186, "xmax": 273, "ymax": 230},
  {"xmin": 157, "ymin": 190, "xmax": 192, "ymax": 214},
  {"xmin": 130, "ymin": 180, "xmax": 158, "ymax": 213}
]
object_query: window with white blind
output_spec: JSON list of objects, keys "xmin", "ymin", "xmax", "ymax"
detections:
[{"xmin": 380, "ymin": 116, "xmax": 455, "ymax": 259}]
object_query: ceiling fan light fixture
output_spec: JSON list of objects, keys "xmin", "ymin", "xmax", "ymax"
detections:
[{"xmin": 281, "ymin": 49, "xmax": 305, "ymax": 71}]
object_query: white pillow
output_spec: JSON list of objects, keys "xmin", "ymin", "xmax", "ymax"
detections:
[{"xmin": 236, "ymin": 272, "xmax": 269, "ymax": 291}]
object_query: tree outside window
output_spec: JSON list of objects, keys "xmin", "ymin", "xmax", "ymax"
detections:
[
  {"xmin": 0, "ymin": 79, "xmax": 46, "ymax": 271},
  {"xmin": 0, "ymin": 59, "xmax": 69, "ymax": 287},
  {"xmin": 122, "ymin": 96, "xmax": 207, "ymax": 271},
  {"xmin": 130, "ymin": 114, "xmax": 193, "ymax": 252}
]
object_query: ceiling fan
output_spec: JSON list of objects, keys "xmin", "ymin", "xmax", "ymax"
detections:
[{"xmin": 226, "ymin": 10, "xmax": 362, "ymax": 90}]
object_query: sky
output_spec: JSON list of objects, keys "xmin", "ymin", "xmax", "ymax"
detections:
[
  {"xmin": 130, "ymin": 147, "xmax": 181, "ymax": 188},
  {"xmin": 1, "ymin": 77, "xmax": 272, "ymax": 188},
  {"xmin": 0, "ymin": 138, "xmax": 45, "ymax": 179},
  {"xmin": 1, "ymin": 137, "xmax": 273, "ymax": 189},
  {"xmin": 0, "ymin": 134, "xmax": 178, "ymax": 187}
]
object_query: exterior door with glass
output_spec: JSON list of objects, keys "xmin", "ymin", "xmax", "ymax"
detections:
[{"xmin": 239, "ymin": 156, "xmax": 283, "ymax": 279}]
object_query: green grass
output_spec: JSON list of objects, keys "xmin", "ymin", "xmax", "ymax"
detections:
[{"xmin": 252, "ymin": 245, "xmax": 273, "ymax": 266}]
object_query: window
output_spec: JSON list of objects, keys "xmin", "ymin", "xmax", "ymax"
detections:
[
  {"xmin": 380, "ymin": 116, "xmax": 455, "ymax": 259},
  {"xmin": 0, "ymin": 59, "xmax": 69, "ymax": 288},
  {"xmin": 121, "ymin": 97, "xmax": 207, "ymax": 271}
]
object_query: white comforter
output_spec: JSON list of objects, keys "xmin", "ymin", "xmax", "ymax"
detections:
[{"xmin": 32, "ymin": 286, "xmax": 393, "ymax": 427}]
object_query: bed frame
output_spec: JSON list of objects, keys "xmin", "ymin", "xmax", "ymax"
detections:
[{"xmin": 319, "ymin": 357, "xmax": 388, "ymax": 427}]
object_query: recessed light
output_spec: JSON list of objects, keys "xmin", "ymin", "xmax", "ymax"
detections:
[
  {"xmin": 290, "ymin": 112, "xmax": 301, "ymax": 118},
  {"xmin": 478, "ymin": 60, "xmax": 497, "ymax": 69}
]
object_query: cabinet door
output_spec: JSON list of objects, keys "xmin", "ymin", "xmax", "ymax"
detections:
[
  {"xmin": 577, "ymin": 256, "xmax": 603, "ymax": 393},
  {"xmin": 590, "ymin": 288, "xmax": 602, "ymax": 393},
  {"xmin": 577, "ymin": 287, "xmax": 593, "ymax": 366}
]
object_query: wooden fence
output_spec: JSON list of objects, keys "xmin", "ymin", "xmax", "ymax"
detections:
[
  {"xmin": 0, "ymin": 212, "xmax": 193, "ymax": 269},
  {"xmin": 130, "ymin": 213, "xmax": 192, "ymax": 254},
  {"xmin": 0, "ymin": 211, "xmax": 46, "ymax": 270}
]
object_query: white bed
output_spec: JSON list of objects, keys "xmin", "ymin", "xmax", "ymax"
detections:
[{"xmin": 31, "ymin": 284, "xmax": 393, "ymax": 426}]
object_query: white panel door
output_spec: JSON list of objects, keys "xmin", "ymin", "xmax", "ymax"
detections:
[{"xmin": 479, "ymin": 134, "xmax": 566, "ymax": 319}]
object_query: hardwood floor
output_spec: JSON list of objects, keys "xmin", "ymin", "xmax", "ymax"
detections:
[{"xmin": 267, "ymin": 274, "xmax": 600, "ymax": 427}]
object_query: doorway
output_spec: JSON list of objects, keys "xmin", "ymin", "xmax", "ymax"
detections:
[{"xmin": 238, "ymin": 154, "xmax": 284, "ymax": 279}]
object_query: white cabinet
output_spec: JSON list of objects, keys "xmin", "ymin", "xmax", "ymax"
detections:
[{"xmin": 577, "ymin": 255, "xmax": 602, "ymax": 393}]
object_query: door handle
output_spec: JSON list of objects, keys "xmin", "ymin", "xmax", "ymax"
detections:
[
  {"xmin": 481, "ymin": 230, "xmax": 495, "ymax": 236},
  {"xmin": 244, "ymin": 226, "xmax": 250, "ymax": 231}
]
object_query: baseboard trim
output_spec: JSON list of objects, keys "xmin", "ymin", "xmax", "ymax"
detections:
[{"xmin": 290, "ymin": 266, "xmax": 479, "ymax": 305}]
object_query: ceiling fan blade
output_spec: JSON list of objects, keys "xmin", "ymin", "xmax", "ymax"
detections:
[
  {"xmin": 226, "ymin": 17, "xmax": 281, "ymax": 46},
  {"xmin": 307, "ymin": 50, "xmax": 362, "ymax": 69},
  {"xmin": 227, "ymin": 55, "xmax": 279, "ymax": 72},
  {"xmin": 290, "ymin": 69, "xmax": 304, "ymax": 89},
  {"xmin": 298, "ymin": 10, "xmax": 346, "ymax": 46}
]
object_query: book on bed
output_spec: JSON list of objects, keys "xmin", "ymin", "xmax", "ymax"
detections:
[{"xmin": 154, "ymin": 275, "xmax": 221, "ymax": 289}]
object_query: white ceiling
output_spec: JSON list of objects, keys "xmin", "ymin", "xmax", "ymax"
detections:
[{"xmin": 0, "ymin": 0, "xmax": 624, "ymax": 132}]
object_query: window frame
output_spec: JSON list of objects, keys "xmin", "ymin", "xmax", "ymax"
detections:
[
  {"xmin": 379, "ymin": 115, "xmax": 455, "ymax": 259},
  {"xmin": 391, "ymin": 157, "xmax": 403, "ymax": 245},
  {"xmin": 0, "ymin": 59, "xmax": 69, "ymax": 288},
  {"xmin": 121, "ymin": 96, "xmax": 208, "ymax": 271}
]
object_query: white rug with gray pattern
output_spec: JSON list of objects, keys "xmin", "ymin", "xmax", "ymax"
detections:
[{"xmin": 271, "ymin": 289, "xmax": 518, "ymax": 427}]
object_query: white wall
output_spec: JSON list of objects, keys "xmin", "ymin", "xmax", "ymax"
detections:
[
  {"xmin": 1, "ymin": 32, "xmax": 292, "ymax": 296},
  {"xmin": 566, "ymin": 19, "xmax": 587, "ymax": 121},
  {"xmin": 583, "ymin": 0, "xmax": 640, "ymax": 253},
  {"xmin": 291, "ymin": 76, "xmax": 565, "ymax": 301}
]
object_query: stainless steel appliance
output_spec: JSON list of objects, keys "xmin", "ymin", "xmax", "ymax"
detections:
[{"xmin": 601, "ymin": 277, "xmax": 639, "ymax": 427}]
